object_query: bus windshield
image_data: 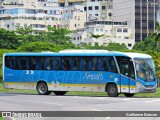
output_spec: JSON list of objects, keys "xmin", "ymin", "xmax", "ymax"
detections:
[{"xmin": 134, "ymin": 58, "xmax": 156, "ymax": 82}]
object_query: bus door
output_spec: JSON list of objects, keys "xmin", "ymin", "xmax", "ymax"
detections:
[
  {"xmin": 120, "ymin": 61, "xmax": 131, "ymax": 93},
  {"xmin": 116, "ymin": 56, "xmax": 136, "ymax": 93}
]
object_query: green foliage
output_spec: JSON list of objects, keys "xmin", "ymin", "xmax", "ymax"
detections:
[
  {"xmin": 90, "ymin": 32, "xmax": 104, "ymax": 39},
  {"xmin": 82, "ymin": 42, "xmax": 128, "ymax": 51},
  {"xmin": 37, "ymin": 27, "xmax": 73, "ymax": 44},
  {"xmin": 133, "ymin": 37, "xmax": 156, "ymax": 51},
  {"xmin": 106, "ymin": 43, "xmax": 128, "ymax": 51},
  {"xmin": 16, "ymin": 41, "xmax": 58, "ymax": 52},
  {"xmin": 17, "ymin": 41, "xmax": 79, "ymax": 52},
  {"xmin": 15, "ymin": 26, "xmax": 32, "ymax": 36},
  {"xmin": 146, "ymin": 50, "xmax": 160, "ymax": 76},
  {"xmin": 0, "ymin": 28, "xmax": 20, "ymax": 49}
]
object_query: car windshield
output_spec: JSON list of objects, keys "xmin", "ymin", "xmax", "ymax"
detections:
[{"xmin": 134, "ymin": 58, "xmax": 156, "ymax": 82}]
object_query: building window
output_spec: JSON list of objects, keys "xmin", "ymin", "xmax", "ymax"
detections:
[
  {"xmin": 84, "ymin": 7, "xmax": 87, "ymax": 11},
  {"xmin": 123, "ymin": 28, "xmax": 128, "ymax": 33},
  {"xmin": 16, "ymin": 23, "xmax": 20, "ymax": 27},
  {"xmin": 108, "ymin": 13, "xmax": 112, "ymax": 16},
  {"xmin": 100, "ymin": 29, "xmax": 103, "ymax": 32},
  {"xmin": 102, "ymin": 6, "xmax": 106, "ymax": 10},
  {"xmin": 24, "ymin": 24, "xmax": 27, "ymax": 27},
  {"xmin": 95, "ymin": 42, "xmax": 98, "ymax": 46},
  {"xmin": 128, "ymin": 44, "xmax": 132, "ymax": 47},
  {"xmin": 95, "ymin": 6, "xmax": 99, "ymax": 10},
  {"xmin": 105, "ymin": 30, "xmax": 108, "ymax": 33},
  {"xmin": 88, "ymin": 6, "xmax": 92, "ymax": 10},
  {"xmin": 96, "ymin": 29, "xmax": 99, "ymax": 32},
  {"xmin": 117, "ymin": 28, "xmax": 122, "ymax": 32},
  {"xmin": 79, "ymin": 36, "xmax": 82, "ymax": 40},
  {"xmin": 124, "ymin": 37, "xmax": 129, "ymax": 39},
  {"xmin": 95, "ymin": 14, "xmax": 98, "ymax": 16}
]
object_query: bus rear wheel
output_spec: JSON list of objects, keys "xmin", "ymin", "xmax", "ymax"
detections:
[
  {"xmin": 107, "ymin": 84, "xmax": 119, "ymax": 97},
  {"xmin": 124, "ymin": 93, "xmax": 135, "ymax": 97},
  {"xmin": 37, "ymin": 82, "xmax": 51, "ymax": 95},
  {"xmin": 54, "ymin": 91, "xmax": 67, "ymax": 95}
]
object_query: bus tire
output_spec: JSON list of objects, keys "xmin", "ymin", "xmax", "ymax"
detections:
[
  {"xmin": 124, "ymin": 93, "xmax": 135, "ymax": 97},
  {"xmin": 54, "ymin": 91, "xmax": 67, "ymax": 96},
  {"xmin": 107, "ymin": 84, "xmax": 119, "ymax": 97},
  {"xmin": 37, "ymin": 82, "xmax": 51, "ymax": 95}
]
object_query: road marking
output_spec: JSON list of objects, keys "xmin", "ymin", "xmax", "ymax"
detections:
[
  {"xmin": 43, "ymin": 102, "xmax": 62, "ymax": 106},
  {"xmin": 106, "ymin": 117, "xmax": 110, "ymax": 119},
  {"xmin": 92, "ymin": 109, "xmax": 101, "ymax": 111},
  {"xmin": 145, "ymin": 99, "xmax": 160, "ymax": 103}
]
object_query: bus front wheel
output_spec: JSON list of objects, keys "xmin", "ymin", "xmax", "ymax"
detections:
[
  {"xmin": 107, "ymin": 84, "xmax": 119, "ymax": 97},
  {"xmin": 37, "ymin": 82, "xmax": 51, "ymax": 95},
  {"xmin": 54, "ymin": 91, "xmax": 67, "ymax": 95},
  {"xmin": 124, "ymin": 93, "xmax": 135, "ymax": 97}
]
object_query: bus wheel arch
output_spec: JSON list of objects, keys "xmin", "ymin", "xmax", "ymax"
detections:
[
  {"xmin": 36, "ymin": 81, "xmax": 51, "ymax": 95},
  {"xmin": 105, "ymin": 82, "xmax": 119, "ymax": 97}
]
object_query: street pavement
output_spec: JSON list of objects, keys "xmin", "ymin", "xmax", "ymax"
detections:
[{"xmin": 0, "ymin": 93, "xmax": 160, "ymax": 120}]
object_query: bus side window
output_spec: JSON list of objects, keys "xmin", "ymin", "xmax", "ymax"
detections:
[
  {"xmin": 5, "ymin": 56, "xmax": 12, "ymax": 69},
  {"xmin": 91, "ymin": 57, "xmax": 97, "ymax": 70},
  {"xmin": 87, "ymin": 58, "xmax": 92, "ymax": 70},
  {"xmin": 12, "ymin": 57, "xmax": 18, "ymax": 70},
  {"xmin": 36, "ymin": 58, "xmax": 43, "ymax": 70},
  {"xmin": 54, "ymin": 57, "xmax": 61, "ymax": 70},
  {"xmin": 108, "ymin": 57, "xmax": 117, "ymax": 73},
  {"xmin": 98, "ymin": 57, "xmax": 106, "ymax": 71},
  {"xmin": 19, "ymin": 57, "xmax": 27, "ymax": 70},
  {"xmin": 29, "ymin": 57, "xmax": 36, "ymax": 70},
  {"xmin": 79, "ymin": 57, "xmax": 86, "ymax": 70},
  {"xmin": 72, "ymin": 57, "xmax": 79, "ymax": 70},
  {"xmin": 63, "ymin": 57, "xmax": 71, "ymax": 70},
  {"xmin": 44, "ymin": 57, "xmax": 52, "ymax": 70}
]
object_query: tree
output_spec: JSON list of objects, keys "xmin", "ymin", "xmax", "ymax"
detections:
[
  {"xmin": 42, "ymin": 26, "xmax": 74, "ymax": 44},
  {"xmin": 16, "ymin": 41, "xmax": 59, "ymax": 52},
  {"xmin": 150, "ymin": 20, "xmax": 160, "ymax": 50},
  {"xmin": 90, "ymin": 32, "xmax": 104, "ymax": 39},
  {"xmin": 82, "ymin": 42, "xmax": 128, "ymax": 51},
  {"xmin": 15, "ymin": 26, "xmax": 36, "ymax": 43},
  {"xmin": 106, "ymin": 43, "xmax": 128, "ymax": 51},
  {"xmin": 15, "ymin": 26, "xmax": 32, "ymax": 36},
  {"xmin": 133, "ymin": 37, "xmax": 155, "ymax": 51},
  {"xmin": 0, "ymin": 28, "xmax": 20, "ymax": 49}
]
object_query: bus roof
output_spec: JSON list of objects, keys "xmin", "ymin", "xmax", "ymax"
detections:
[{"xmin": 4, "ymin": 51, "xmax": 152, "ymax": 59}]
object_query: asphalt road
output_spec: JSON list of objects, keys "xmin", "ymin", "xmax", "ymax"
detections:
[{"xmin": 0, "ymin": 93, "xmax": 160, "ymax": 120}]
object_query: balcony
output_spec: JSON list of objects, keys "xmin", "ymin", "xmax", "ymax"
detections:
[{"xmin": 58, "ymin": 0, "xmax": 85, "ymax": 3}]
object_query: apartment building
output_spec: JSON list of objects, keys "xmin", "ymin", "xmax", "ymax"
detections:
[
  {"xmin": 72, "ymin": 20, "xmax": 135, "ymax": 49},
  {"xmin": 0, "ymin": 0, "xmax": 86, "ymax": 33},
  {"xmin": 61, "ymin": 5, "xmax": 86, "ymax": 30},
  {"xmin": 83, "ymin": 0, "xmax": 112, "ymax": 21},
  {"xmin": 112, "ymin": 0, "xmax": 158, "ymax": 42}
]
